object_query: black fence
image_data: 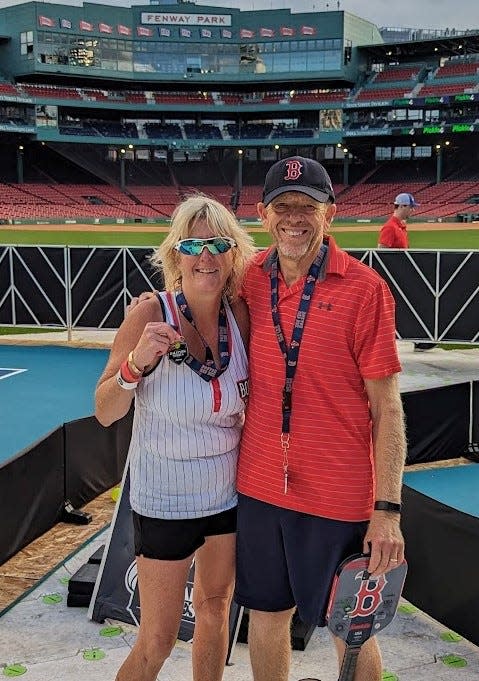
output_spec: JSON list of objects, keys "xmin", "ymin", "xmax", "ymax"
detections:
[{"xmin": 0, "ymin": 246, "xmax": 478, "ymax": 342}]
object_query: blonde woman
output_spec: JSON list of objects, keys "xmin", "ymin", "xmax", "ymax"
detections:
[{"xmin": 95, "ymin": 195, "xmax": 255, "ymax": 681}]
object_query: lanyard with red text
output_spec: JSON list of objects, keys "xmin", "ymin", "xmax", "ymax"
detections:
[{"xmin": 270, "ymin": 244, "xmax": 327, "ymax": 493}]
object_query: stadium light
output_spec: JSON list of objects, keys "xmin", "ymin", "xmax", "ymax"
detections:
[
  {"xmin": 274, "ymin": 144, "xmax": 280, "ymax": 150},
  {"xmin": 18, "ymin": 145, "xmax": 24, "ymax": 151},
  {"xmin": 238, "ymin": 149, "xmax": 243, "ymax": 155},
  {"xmin": 128, "ymin": 144, "xmax": 134, "ymax": 150},
  {"xmin": 445, "ymin": 140, "xmax": 450, "ymax": 146}
]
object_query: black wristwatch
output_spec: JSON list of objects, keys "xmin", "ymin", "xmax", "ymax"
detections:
[{"xmin": 374, "ymin": 500, "xmax": 402, "ymax": 513}]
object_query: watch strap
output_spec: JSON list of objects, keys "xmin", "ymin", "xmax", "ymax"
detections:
[{"xmin": 374, "ymin": 500, "xmax": 401, "ymax": 513}]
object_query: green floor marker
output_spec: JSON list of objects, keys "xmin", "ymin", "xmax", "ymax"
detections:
[
  {"xmin": 441, "ymin": 631, "xmax": 463, "ymax": 642},
  {"xmin": 83, "ymin": 649, "xmax": 106, "ymax": 661},
  {"xmin": 440, "ymin": 654, "xmax": 468, "ymax": 668},
  {"xmin": 382, "ymin": 672, "xmax": 398, "ymax": 681},
  {"xmin": 100, "ymin": 626, "xmax": 123, "ymax": 638},
  {"xmin": 42, "ymin": 593, "xmax": 63, "ymax": 605},
  {"xmin": 59, "ymin": 576, "xmax": 70, "ymax": 585},
  {"xmin": 3, "ymin": 664, "xmax": 27, "ymax": 677},
  {"xmin": 398, "ymin": 603, "xmax": 418, "ymax": 614}
]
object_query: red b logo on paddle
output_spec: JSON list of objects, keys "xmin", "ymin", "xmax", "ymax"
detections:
[
  {"xmin": 284, "ymin": 160, "xmax": 303, "ymax": 181},
  {"xmin": 348, "ymin": 572, "xmax": 387, "ymax": 618}
]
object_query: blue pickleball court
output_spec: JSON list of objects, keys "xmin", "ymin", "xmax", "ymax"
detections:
[{"xmin": 0, "ymin": 345, "xmax": 109, "ymax": 465}]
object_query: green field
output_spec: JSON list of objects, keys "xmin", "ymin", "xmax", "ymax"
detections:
[{"xmin": 0, "ymin": 227, "xmax": 478, "ymax": 249}]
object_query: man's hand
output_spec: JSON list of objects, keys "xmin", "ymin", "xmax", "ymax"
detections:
[
  {"xmin": 126, "ymin": 290, "xmax": 158, "ymax": 316},
  {"xmin": 363, "ymin": 511, "xmax": 405, "ymax": 577}
]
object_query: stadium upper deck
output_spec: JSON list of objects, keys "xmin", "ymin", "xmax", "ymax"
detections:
[{"xmin": 1, "ymin": 0, "xmax": 479, "ymax": 196}]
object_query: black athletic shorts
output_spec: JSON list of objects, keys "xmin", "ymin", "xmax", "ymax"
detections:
[
  {"xmin": 234, "ymin": 494, "xmax": 368, "ymax": 626},
  {"xmin": 132, "ymin": 506, "xmax": 237, "ymax": 560}
]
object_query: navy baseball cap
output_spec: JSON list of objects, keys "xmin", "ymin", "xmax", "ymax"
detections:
[
  {"xmin": 394, "ymin": 192, "xmax": 419, "ymax": 207},
  {"xmin": 262, "ymin": 156, "xmax": 335, "ymax": 206}
]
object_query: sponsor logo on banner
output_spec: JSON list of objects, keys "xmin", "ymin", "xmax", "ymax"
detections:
[
  {"xmin": 260, "ymin": 27, "xmax": 274, "ymax": 37},
  {"xmin": 159, "ymin": 27, "xmax": 171, "ymax": 37},
  {"xmin": 301, "ymin": 25, "xmax": 316, "ymax": 35},
  {"xmin": 99, "ymin": 22, "xmax": 112, "ymax": 33},
  {"xmin": 140, "ymin": 12, "xmax": 231, "ymax": 26},
  {"xmin": 240, "ymin": 28, "xmax": 255, "ymax": 38},
  {"xmin": 79, "ymin": 20, "xmax": 93, "ymax": 31},
  {"xmin": 280, "ymin": 26, "xmax": 295, "ymax": 36},
  {"xmin": 222, "ymin": 28, "xmax": 232, "ymax": 38},
  {"xmin": 60, "ymin": 18, "xmax": 72, "ymax": 29},
  {"xmin": 201, "ymin": 28, "xmax": 212, "ymax": 38},
  {"xmin": 118, "ymin": 24, "xmax": 132, "ymax": 36},
  {"xmin": 180, "ymin": 27, "xmax": 191, "ymax": 37},
  {"xmin": 137, "ymin": 26, "xmax": 153, "ymax": 37},
  {"xmin": 38, "ymin": 15, "xmax": 55, "ymax": 27}
]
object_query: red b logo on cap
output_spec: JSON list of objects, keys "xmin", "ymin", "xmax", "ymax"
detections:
[{"xmin": 284, "ymin": 160, "xmax": 303, "ymax": 181}]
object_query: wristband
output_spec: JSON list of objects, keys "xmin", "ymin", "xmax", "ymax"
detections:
[
  {"xmin": 374, "ymin": 500, "xmax": 401, "ymax": 513},
  {"xmin": 120, "ymin": 360, "xmax": 142, "ymax": 385},
  {"xmin": 117, "ymin": 369, "xmax": 138, "ymax": 390},
  {"xmin": 128, "ymin": 350, "xmax": 143, "ymax": 377}
]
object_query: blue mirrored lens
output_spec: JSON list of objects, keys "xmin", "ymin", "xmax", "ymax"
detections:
[{"xmin": 175, "ymin": 238, "xmax": 234, "ymax": 255}]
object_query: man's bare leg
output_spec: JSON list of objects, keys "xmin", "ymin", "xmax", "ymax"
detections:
[
  {"xmin": 332, "ymin": 634, "xmax": 383, "ymax": 681},
  {"xmin": 248, "ymin": 608, "xmax": 295, "ymax": 681}
]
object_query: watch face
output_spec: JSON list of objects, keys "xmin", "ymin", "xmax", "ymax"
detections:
[{"xmin": 168, "ymin": 338, "xmax": 188, "ymax": 365}]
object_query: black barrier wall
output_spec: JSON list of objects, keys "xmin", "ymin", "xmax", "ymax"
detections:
[
  {"xmin": 0, "ymin": 428, "xmax": 64, "ymax": 565},
  {"xmin": 0, "ymin": 413, "xmax": 131, "ymax": 567},
  {"xmin": 402, "ymin": 383, "xmax": 470, "ymax": 464},
  {"xmin": 0, "ymin": 246, "xmax": 478, "ymax": 342},
  {"xmin": 402, "ymin": 485, "xmax": 479, "ymax": 647}
]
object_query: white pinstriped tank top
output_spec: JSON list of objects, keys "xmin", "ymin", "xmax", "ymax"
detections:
[{"xmin": 129, "ymin": 292, "xmax": 249, "ymax": 519}]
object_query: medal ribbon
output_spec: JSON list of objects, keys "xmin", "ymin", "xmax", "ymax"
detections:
[
  {"xmin": 270, "ymin": 244, "xmax": 328, "ymax": 492},
  {"xmin": 175, "ymin": 289, "xmax": 230, "ymax": 382}
]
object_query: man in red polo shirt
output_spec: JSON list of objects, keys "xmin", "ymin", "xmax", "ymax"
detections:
[
  {"xmin": 378, "ymin": 192, "xmax": 419, "ymax": 249},
  {"xmin": 235, "ymin": 157, "xmax": 406, "ymax": 681}
]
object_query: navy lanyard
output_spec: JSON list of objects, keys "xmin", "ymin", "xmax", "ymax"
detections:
[
  {"xmin": 175, "ymin": 290, "xmax": 230, "ymax": 382},
  {"xmin": 270, "ymin": 244, "xmax": 327, "ymax": 492}
]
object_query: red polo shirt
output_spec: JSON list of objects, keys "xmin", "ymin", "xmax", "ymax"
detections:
[
  {"xmin": 378, "ymin": 215, "xmax": 409, "ymax": 249},
  {"xmin": 237, "ymin": 236, "xmax": 401, "ymax": 522}
]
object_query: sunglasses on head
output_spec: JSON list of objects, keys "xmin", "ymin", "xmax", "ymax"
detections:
[{"xmin": 174, "ymin": 236, "xmax": 237, "ymax": 256}]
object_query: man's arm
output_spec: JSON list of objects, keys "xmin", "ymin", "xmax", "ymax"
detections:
[{"xmin": 363, "ymin": 373, "xmax": 406, "ymax": 576}]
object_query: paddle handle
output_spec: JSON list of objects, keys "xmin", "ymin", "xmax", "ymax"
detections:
[{"xmin": 338, "ymin": 645, "xmax": 361, "ymax": 681}]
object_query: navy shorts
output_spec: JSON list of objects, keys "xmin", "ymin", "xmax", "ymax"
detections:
[
  {"xmin": 133, "ymin": 506, "xmax": 237, "ymax": 561},
  {"xmin": 234, "ymin": 494, "xmax": 368, "ymax": 626}
]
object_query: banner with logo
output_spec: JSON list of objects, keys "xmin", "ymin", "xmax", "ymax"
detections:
[
  {"xmin": 60, "ymin": 18, "xmax": 72, "ymax": 30},
  {"xmin": 240, "ymin": 29, "xmax": 255, "ymax": 39},
  {"xmin": 137, "ymin": 26, "xmax": 153, "ymax": 37},
  {"xmin": 118, "ymin": 24, "xmax": 132, "ymax": 36},
  {"xmin": 79, "ymin": 20, "xmax": 93, "ymax": 31},
  {"xmin": 38, "ymin": 15, "xmax": 55, "ymax": 27},
  {"xmin": 89, "ymin": 465, "xmax": 244, "ymax": 663},
  {"xmin": 99, "ymin": 23, "xmax": 112, "ymax": 34},
  {"xmin": 280, "ymin": 26, "xmax": 295, "ymax": 36},
  {"xmin": 259, "ymin": 27, "xmax": 274, "ymax": 38}
]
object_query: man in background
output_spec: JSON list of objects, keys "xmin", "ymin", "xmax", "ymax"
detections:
[
  {"xmin": 378, "ymin": 192, "xmax": 419, "ymax": 249},
  {"xmin": 378, "ymin": 192, "xmax": 435, "ymax": 351}
]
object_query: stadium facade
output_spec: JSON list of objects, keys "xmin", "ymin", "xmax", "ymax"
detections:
[{"xmin": 0, "ymin": 0, "xmax": 479, "ymax": 220}]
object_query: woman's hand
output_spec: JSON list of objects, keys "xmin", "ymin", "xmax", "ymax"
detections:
[{"xmin": 132, "ymin": 321, "xmax": 183, "ymax": 371}]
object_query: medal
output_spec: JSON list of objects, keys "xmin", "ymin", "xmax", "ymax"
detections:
[{"xmin": 168, "ymin": 337, "xmax": 188, "ymax": 365}]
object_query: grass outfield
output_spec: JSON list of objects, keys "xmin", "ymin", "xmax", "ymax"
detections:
[{"xmin": 0, "ymin": 227, "xmax": 478, "ymax": 249}]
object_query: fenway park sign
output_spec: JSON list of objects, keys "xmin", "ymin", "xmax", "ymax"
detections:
[{"xmin": 141, "ymin": 12, "xmax": 232, "ymax": 26}]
